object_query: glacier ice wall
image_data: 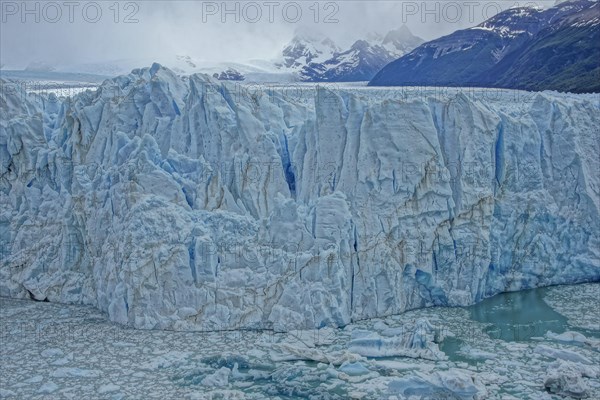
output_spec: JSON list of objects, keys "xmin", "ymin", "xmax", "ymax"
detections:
[{"xmin": 1, "ymin": 65, "xmax": 599, "ymax": 331}]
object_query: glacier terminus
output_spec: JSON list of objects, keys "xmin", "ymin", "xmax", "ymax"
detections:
[{"xmin": 1, "ymin": 64, "xmax": 598, "ymax": 332}]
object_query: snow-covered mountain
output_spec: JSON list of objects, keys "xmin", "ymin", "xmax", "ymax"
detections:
[
  {"xmin": 275, "ymin": 33, "xmax": 341, "ymax": 70},
  {"xmin": 2, "ymin": 65, "xmax": 598, "ymax": 331},
  {"xmin": 278, "ymin": 26, "xmax": 424, "ymax": 82},
  {"xmin": 299, "ymin": 40, "xmax": 394, "ymax": 82},
  {"xmin": 6, "ymin": 25, "xmax": 424, "ymax": 84},
  {"xmin": 381, "ymin": 25, "xmax": 426, "ymax": 57},
  {"xmin": 212, "ymin": 68, "xmax": 245, "ymax": 81},
  {"xmin": 370, "ymin": 0, "xmax": 600, "ymax": 92}
]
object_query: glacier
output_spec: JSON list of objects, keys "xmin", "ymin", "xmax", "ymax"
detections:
[{"xmin": 1, "ymin": 64, "xmax": 599, "ymax": 332}]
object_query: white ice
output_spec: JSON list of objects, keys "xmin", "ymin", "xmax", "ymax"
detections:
[{"xmin": 1, "ymin": 64, "xmax": 599, "ymax": 332}]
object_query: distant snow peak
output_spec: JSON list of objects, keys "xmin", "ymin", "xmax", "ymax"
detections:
[
  {"xmin": 277, "ymin": 33, "xmax": 340, "ymax": 70},
  {"xmin": 212, "ymin": 68, "xmax": 245, "ymax": 81},
  {"xmin": 471, "ymin": 6, "xmax": 544, "ymax": 38},
  {"xmin": 365, "ymin": 31, "xmax": 384, "ymax": 44},
  {"xmin": 381, "ymin": 25, "xmax": 424, "ymax": 57},
  {"xmin": 290, "ymin": 25, "xmax": 423, "ymax": 82}
]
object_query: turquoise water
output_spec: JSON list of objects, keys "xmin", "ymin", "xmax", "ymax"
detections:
[
  {"xmin": 440, "ymin": 285, "xmax": 600, "ymax": 364},
  {"xmin": 469, "ymin": 287, "xmax": 568, "ymax": 342}
]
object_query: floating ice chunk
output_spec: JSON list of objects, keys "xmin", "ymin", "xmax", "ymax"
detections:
[
  {"xmin": 544, "ymin": 361, "xmax": 591, "ymax": 399},
  {"xmin": 51, "ymin": 355, "xmax": 73, "ymax": 366},
  {"xmin": 349, "ymin": 318, "xmax": 447, "ymax": 360},
  {"xmin": 339, "ymin": 362, "xmax": 371, "ymax": 376},
  {"xmin": 98, "ymin": 383, "xmax": 120, "ymax": 394},
  {"xmin": 37, "ymin": 381, "xmax": 59, "ymax": 394},
  {"xmin": 0, "ymin": 389, "xmax": 16, "ymax": 397},
  {"xmin": 284, "ymin": 327, "xmax": 337, "ymax": 347},
  {"xmin": 534, "ymin": 345, "xmax": 593, "ymax": 365},
  {"xmin": 271, "ymin": 327, "xmax": 362, "ymax": 365},
  {"xmin": 372, "ymin": 360, "xmax": 435, "ymax": 372},
  {"xmin": 546, "ymin": 331, "xmax": 600, "ymax": 349},
  {"xmin": 458, "ymin": 345, "xmax": 497, "ymax": 360},
  {"xmin": 231, "ymin": 362, "xmax": 245, "ymax": 380},
  {"xmin": 201, "ymin": 367, "xmax": 230, "ymax": 387},
  {"xmin": 337, "ymin": 361, "xmax": 380, "ymax": 383},
  {"xmin": 546, "ymin": 331, "xmax": 588, "ymax": 344},
  {"xmin": 51, "ymin": 367, "xmax": 102, "ymax": 378},
  {"xmin": 188, "ymin": 390, "xmax": 246, "ymax": 400},
  {"xmin": 388, "ymin": 369, "xmax": 487, "ymax": 400},
  {"xmin": 40, "ymin": 348, "xmax": 64, "ymax": 358},
  {"xmin": 271, "ymin": 343, "xmax": 363, "ymax": 366},
  {"xmin": 23, "ymin": 376, "xmax": 44, "ymax": 384},
  {"xmin": 545, "ymin": 360, "xmax": 598, "ymax": 382}
]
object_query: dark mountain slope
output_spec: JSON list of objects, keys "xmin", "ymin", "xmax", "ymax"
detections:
[{"xmin": 369, "ymin": 0, "xmax": 600, "ymax": 93}]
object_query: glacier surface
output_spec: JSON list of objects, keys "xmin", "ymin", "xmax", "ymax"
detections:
[{"xmin": 1, "ymin": 64, "xmax": 599, "ymax": 331}]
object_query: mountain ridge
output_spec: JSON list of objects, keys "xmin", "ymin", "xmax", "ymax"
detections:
[
  {"xmin": 369, "ymin": 0, "xmax": 600, "ymax": 93},
  {"xmin": 276, "ymin": 26, "xmax": 424, "ymax": 82}
]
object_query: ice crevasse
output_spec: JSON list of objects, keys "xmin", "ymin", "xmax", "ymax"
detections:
[{"xmin": 1, "ymin": 64, "xmax": 598, "ymax": 331}]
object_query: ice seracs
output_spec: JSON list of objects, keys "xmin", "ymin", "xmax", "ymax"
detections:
[
  {"xmin": 276, "ymin": 26, "xmax": 424, "ymax": 82},
  {"xmin": 1, "ymin": 64, "xmax": 599, "ymax": 332},
  {"xmin": 275, "ymin": 30, "xmax": 341, "ymax": 71}
]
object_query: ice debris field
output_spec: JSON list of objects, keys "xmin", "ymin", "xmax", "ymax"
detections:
[{"xmin": 0, "ymin": 284, "xmax": 598, "ymax": 399}]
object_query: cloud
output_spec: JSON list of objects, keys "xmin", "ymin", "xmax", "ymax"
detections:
[{"xmin": 0, "ymin": 0, "xmax": 555, "ymax": 69}]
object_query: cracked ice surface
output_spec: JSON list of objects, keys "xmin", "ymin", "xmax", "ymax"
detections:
[
  {"xmin": 1, "ymin": 284, "xmax": 599, "ymax": 399},
  {"xmin": 1, "ymin": 64, "xmax": 599, "ymax": 331},
  {"xmin": 543, "ymin": 284, "xmax": 600, "ymax": 331}
]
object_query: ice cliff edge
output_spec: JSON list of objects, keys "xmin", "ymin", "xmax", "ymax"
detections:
[{"xmin": 1, "ymin": 64, "xmax": 598, "ymax": 331}]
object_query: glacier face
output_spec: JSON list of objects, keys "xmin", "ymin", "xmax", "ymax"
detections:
[{"xmin": 1, "ymin": 64, "xmax": 599, "ymax": 331}]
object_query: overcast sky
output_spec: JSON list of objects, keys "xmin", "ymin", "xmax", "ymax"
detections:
[{"xmin": 1, "ymin": 0, "xmax": 559, "ymax": 70}]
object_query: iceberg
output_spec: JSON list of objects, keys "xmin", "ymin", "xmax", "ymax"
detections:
[
  {"xmin": 1, "ymin": 64, "xmax": 598, "ymax": 331},
  {"xmin": 348, "ymin": 318, "xmax": 447, "ymax": 360},
  {"xmin": 388, "ymin": 368, "xmax": 488, "ymax": 399},
  {"xmin": 543, "ymin": 360, "xmax": 597, "ymax": 399}
]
